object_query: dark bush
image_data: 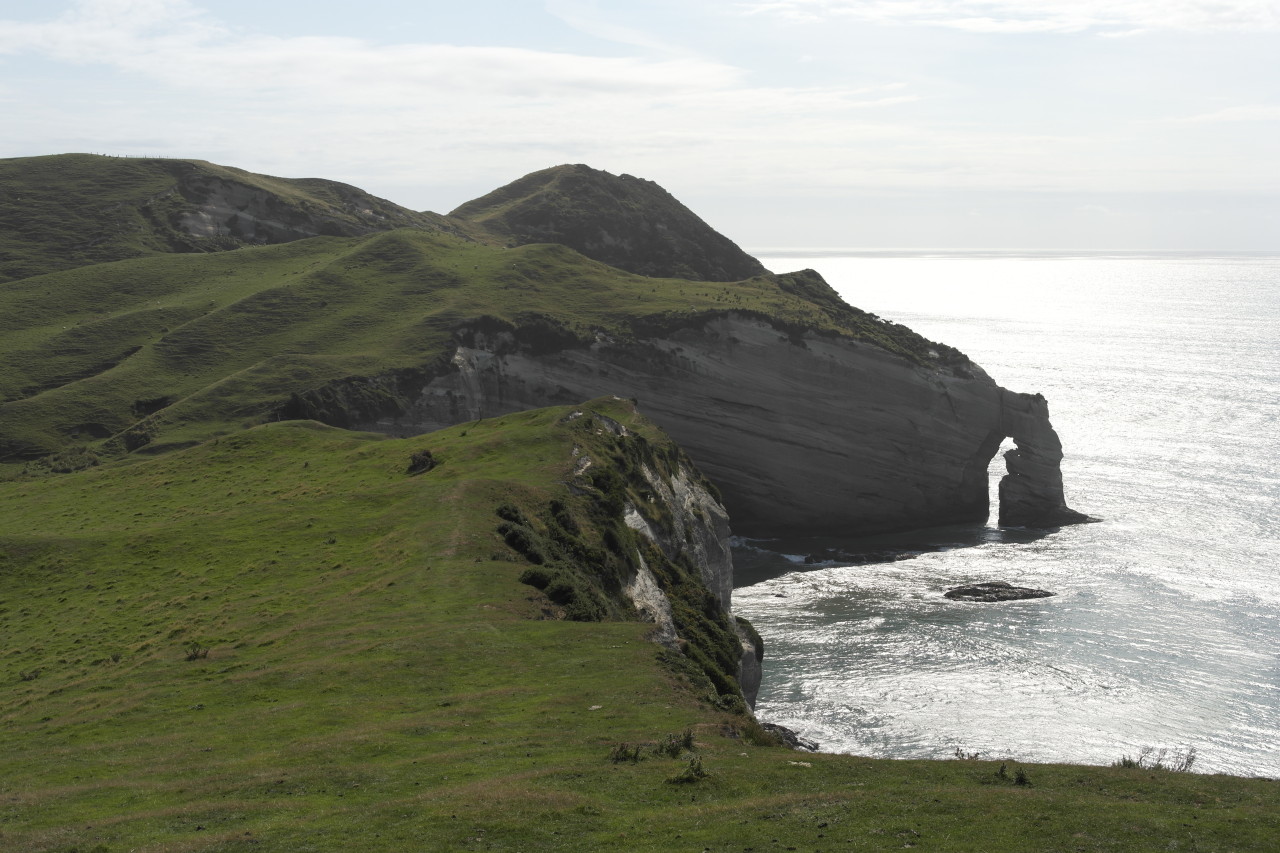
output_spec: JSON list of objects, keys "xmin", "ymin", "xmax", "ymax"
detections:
[
  {"xmin": 406, "ymin": 449, "xmax": 437, "ymax": 475},
  {"xmin": 499, "ymin": 523, "xmax": 545, "ymax": 564},
  {"xmin": 518, "ymin": 567, "xmax": 552, "ymax": 589}
]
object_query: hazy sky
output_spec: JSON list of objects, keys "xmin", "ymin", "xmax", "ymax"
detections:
[{"xmin": 2, "ymin": 0, "xmax": 1277, "ymax": 249}]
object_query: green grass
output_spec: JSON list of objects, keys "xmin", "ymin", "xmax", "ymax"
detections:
[
  {"xmin": 1, "ymin": 401, "xmax": 1276, "ymax": 852},
  {"xmin": 0, "ymin": 154, "xmax": 445, "ymax": 284}
]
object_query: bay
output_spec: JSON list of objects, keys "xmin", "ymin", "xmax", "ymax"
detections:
[{"xmin": 734, "ymin": 251, "xmax": 1280, "ymax": 777}]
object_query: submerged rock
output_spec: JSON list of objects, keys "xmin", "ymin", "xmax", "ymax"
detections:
[{"xmin": 944, "ymin": 581, "xmax": 1055, "ymax": 602}]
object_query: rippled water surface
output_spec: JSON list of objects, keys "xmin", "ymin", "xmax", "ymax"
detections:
[{"xmin": 735, "ymin": 252, "xmax": 1280, "ymax": 777}]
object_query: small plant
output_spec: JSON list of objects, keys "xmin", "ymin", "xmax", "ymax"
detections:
[
  {"xmin": 666, "ymin": 754, "xmax": 708, "ymax": 784},
  {"xmin": 608, "ymin": 743, "xmax": 643, "ymax": 764},
  {"xmin": 183, "ymin": 641, "xmax": 209, "ymax": 661},
  {"xmin": 18, "ymin": 669, "xmax": 40, "ymax": 682},
  {"xmin": 1113, "ymin": 746, "xmax": 1197, "ymax": 773},
  {"xmin": 654, "ymin": 728, "xmax": 695, "ymax": 758},
  {"xmin": 1014, "ymin": 767, "xmax": 1031, "ymax": 786},
  {"xmin": 953, "ymin": 748, "xmax": 981, "ymax": 760}
]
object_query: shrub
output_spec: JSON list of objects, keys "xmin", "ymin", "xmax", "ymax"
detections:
[
  {"xmin": 405, "ymin": 449, "xmax": 436, "ymax": 475},
  {"xmin": 499, "ymin": 523, "xmax": 545, "ymax": 564},
  {"xmin": 667, "ymin": 755, "xmax": 708, "ymax": 784},
  {"xmin": 183, "ymin": 641, "xmax": 209, "ymax": 661},
  {"xmin": 517, "ymin": 567, "xmax": 552, "ymax": 590},
  {"xmin": 1113, "ymin": 746, "xmax": 1197, "ymax": 773},
  {"xmin": 608, "ymin": 743, "xmax": 643, "ymax": 764},
  {"xmin": 653, "ymin": 729, "xmax": 695, "ymax": 758}
]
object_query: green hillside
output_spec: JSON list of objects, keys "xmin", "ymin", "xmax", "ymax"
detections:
[
  {"xmin": 451, "ymin": 164, "xmax": 768, "ymax": 281},
  {"xmin": 0, "ymin": 154, "xmax": 457, "ymax": 284},
  {"xmin": 3, "ymin": 400, "xmax": 1275, "ymax": 852},
  {"xmin": 0, "ymin": 225, "xmax": 949, "ymax": 466}
]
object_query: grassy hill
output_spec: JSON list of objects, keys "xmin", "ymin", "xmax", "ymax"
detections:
[
  {"xmin": 451, "ymin": 164, "xmax": 768, "ymax": 281},
  {"xmin": 0, "ymin": 154, "xmax": 466, "ymax": 284},
  {"xmin": 3, "ymin": 399, "xmax": 1276, "ymax": 852},
  {"xmin": 0, "ymin": 225, "xmax": 950, "ymax": 467}
]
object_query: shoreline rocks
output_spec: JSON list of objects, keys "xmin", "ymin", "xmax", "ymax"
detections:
[{"xmin": 944, "ymin": 581, "xmax": 1055, "ymax": 602}]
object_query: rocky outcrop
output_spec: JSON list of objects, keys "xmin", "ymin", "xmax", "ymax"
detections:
[
  {"xmin": 997, "ymin": 391, "xmax": 1094, "ymax": 527},
  {"xmin": 944, "ymin": 581, "xmax": 1055, "ymax": 602},
  {"xmin": 356, "ymin": 312, "xmax": 1086, "ymax": 537},
  {"xmin": 602, "ymin": 410, "xmax": 760, "ymax": 707},
  {"xmin": 450, "ymin": 164, "xmax": 767, "ymax": 282}
]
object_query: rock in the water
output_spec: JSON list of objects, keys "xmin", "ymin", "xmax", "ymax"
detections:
[{"xmin": 944, "ymin": 581, "xmax": 1055, "ymax": 602}]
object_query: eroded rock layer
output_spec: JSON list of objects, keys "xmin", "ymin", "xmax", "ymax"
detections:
[{"xmin": 355, "ymin": 312, "xmax": 1086, "ymax": 537}]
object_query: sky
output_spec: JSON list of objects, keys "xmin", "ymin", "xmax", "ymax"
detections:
[{"xmin": 1, "ymin": 0, "xmax": 1278, "ymax": 250}]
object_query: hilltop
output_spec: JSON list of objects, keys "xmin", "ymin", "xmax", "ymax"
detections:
[{"xmin": 451, "ymin": 163, "xmax": 768, "ymax": 281}]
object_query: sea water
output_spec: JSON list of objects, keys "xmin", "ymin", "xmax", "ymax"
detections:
[{"xmin": 733, "ymin": 252, "xmax": 1280, "ymax": 777}]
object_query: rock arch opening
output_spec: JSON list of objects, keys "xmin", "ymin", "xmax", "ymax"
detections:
[{"xmin": 989, "ymin": 436, "xmax": 1018, "ymax": 524}]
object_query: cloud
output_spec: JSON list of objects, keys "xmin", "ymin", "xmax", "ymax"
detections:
[
  {"xmin": 0, "ymin": 2, "xmax": 743, "ymax": 99},
  {"xmin": 0, "ymin": 0, "xmax": 928, "ymax": 194},
  {"xmin": 545, "ymin": 0, "xmax": 689, "ymax": 55},
  {"xmin": 3, "ymin": 0, "xmax": 1273, "ymax": 215},
  {"xmin": 740, "ymin": 0, "xmax": 1280, "ymax": 33},
  {"xmin": 1172, "ymin": 104, "xmax": 1280, "ymax": 123}
]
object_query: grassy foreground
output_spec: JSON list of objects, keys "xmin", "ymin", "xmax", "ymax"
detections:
[{"xmin": 1, "ymin": 400, "xmax": 1276, "ymax": 852}]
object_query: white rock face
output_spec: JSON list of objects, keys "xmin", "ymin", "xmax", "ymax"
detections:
[
  {"xmin": 618, "ymin": 448, "xmax": 758, "ymax": 706},
  {"xmin": 366, "ymin": 313, "xmax": 1085, "ymax": 537},
  {"xmin": 620, "ymin": 551, "xmax": 679, "ymax": 651}
]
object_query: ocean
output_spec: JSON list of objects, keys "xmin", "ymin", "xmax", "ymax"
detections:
[{"xmin": 734, "ymin": 251, "xmax": 1280, "ymax": 777}]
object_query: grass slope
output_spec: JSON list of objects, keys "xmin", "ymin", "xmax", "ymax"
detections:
[
  {"xmin": 2, "ymin": 400, "xmax": 1276, "ymax": 852},
  {"xmin": 0, "ymin": 154, "xmax": 452, "ymax": 284},
  {"xmin": 450, "ymin": 164, "xmax": 767, "ymax": 281},
  {"xmin": 0, "ymin": 227, "xmax": 954, "ymax": 465}
]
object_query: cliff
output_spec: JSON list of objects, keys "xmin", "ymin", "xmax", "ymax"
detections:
[
  {"xmin": 506, "ymin": 399, "xmax": 761, "ymax": 708},
  {"xmin": 0, "ymin": 158, "xmax": 1086, "ymax": 534},
  {"xmin": 341, "ymin": 310, "xmax": 1086, "ymax": 535}
]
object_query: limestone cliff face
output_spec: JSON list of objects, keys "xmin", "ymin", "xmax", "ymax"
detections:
[
  {"xmin": 561, "ymin": 404, "xmax": 761, "ymax": 708},
  {"xmin": 997, "ymin": 392, "xmax": 1092, "ymax": 527},
  {"xmin": 359, "ymin": 313, "xmax": 1085, "ymax": 537}
]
